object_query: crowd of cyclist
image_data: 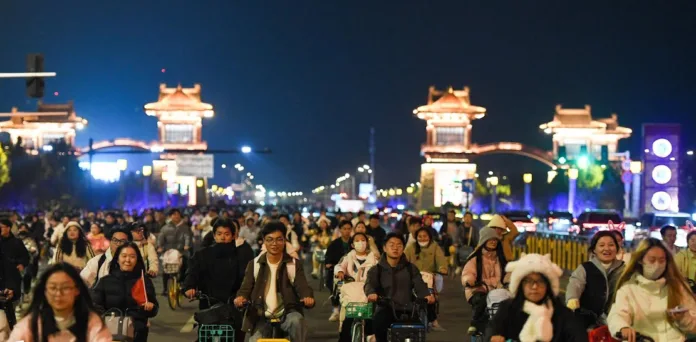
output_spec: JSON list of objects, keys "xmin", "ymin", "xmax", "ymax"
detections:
[{"xmin": 0, "ymin": 207, "xmax": 693, "ymax": 341}]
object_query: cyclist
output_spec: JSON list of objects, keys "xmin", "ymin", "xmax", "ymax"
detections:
[
  {"xmin": 185, "ymin": 219, "xmax": 253, "ymax": 342},
  {"xmin": 608, "ymin": 238, "xmax": 696, "ymax": 342},
  {"xmin": 364, "ymin": 232, "xmax": 434, "ymax": 342},
  {"xmin": 234, "ymin": 221, "xmax": 315, "ymax": 342}
]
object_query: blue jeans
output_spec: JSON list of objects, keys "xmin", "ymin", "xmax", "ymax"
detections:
[{"xmin": 248, "ymin": 311, "xmax": 307, "ymax": 342}]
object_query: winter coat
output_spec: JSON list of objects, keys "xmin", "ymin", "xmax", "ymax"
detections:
[
  {"xmin": 236, "ymin": 253, "xmax": 313, "ymax": 333},
  {"xmin": 334, "ymin": 250, "xmax": 378, "ymax": 282},
  {"xmin": 462, "ymin": 250, "xmax": 507, "ymax": 301},
  {"xmin": 157, "ymin": 222, "xmax": 191, "ymax": 253},
  {"xmin": 675, "ymin": 249, "xmax": 696, "ymax": 280},
  {"xmin": 363, "ymin": 255, "xmax": 430, "ymax": 308},
  {"xmin": 92, "ymin": 268, "xmax": 159, "ymax": 325},
  {"xmin": 608, "ymin": 274, "xmax": 696, "ymax": 342},
  {"xmin": 8, "ymin": 312, "xmax": 112, "ymax": 342},
  {"xmin": 0, "ymin": 234, "xmax": 30, "ymax": 269},
  {"xmin": 485, "ymin": 298, "xmax": 587, "ymax": 342},
  {"xmin": 52, "ymin": 241, "xmax": 95, "ymax": 270},
  {"xmin": 566, "ymin": 256, "xmax": 624, "ymax": 327},
  {"xmin": 404, "ymin": 241, "xmax": 448, "ymax": 275},
  {"xmin": 184, "ymin": 243, "xmax": 252, "ymax": 303},
  {"xmin": 86, "ymin": 233, "xmax": 110, "ymax": 254}
]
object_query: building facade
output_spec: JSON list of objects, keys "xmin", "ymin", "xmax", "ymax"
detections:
[{"xmin": 0, "ymin": 101, "xmax": 87, "ymax": 151}]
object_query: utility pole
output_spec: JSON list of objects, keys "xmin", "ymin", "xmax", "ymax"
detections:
[
  {"xmin": 0, "ymin": 54, "xmax": 57, "ymax": 98},
  {"xmin": 369, "ymin": 127, "xmax": 376, "ymax": 201}
]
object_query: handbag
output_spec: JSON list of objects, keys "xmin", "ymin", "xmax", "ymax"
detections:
[{"xmin": 103, "ymin": 308, "xmax": 135, "ymax": 342}]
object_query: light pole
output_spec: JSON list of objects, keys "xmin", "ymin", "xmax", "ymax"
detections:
[
  {"xmin": 630, "ymin": 161, "xmax": 643, "ymax": 218},
  {"xmin": 142, "ymin": 165, "xmax": 152, "ymax": 208},
  {"xmin": 568, "ymin": 168, "xmax": 578, "ymax": 215},
  {"xmin": 523, "ymin": 173, "xmax": 532, "ymax": 211},
  {"xmin": 488, "ymin": 176, "xmax": 499, "ymax": 213}
]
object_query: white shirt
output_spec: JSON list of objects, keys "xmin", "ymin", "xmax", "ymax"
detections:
[
  {"xmin": 265, "ymin": 259, "xmax": 284, "ymax": 318},
  {"xmin": 80, "ymin": 250, "xmax": 113, "ymax": 287}
]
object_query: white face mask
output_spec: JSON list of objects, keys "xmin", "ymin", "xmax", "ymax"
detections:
[
  {"xmin": 354, "ymin": 241, "xmax": 367, "ymax": 253},
  {"xmin": 642, "ymin": 262, "xmax": 666, "ymax": 280},
  {"xmin": 418, "ymin": 241, "xmax": 429, "ymax": 247}
]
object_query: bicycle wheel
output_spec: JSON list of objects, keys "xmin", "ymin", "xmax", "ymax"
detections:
[
  {"xmin": 351, "ymin": 320, "xmax": 364, "ymax": 342},
  {"xmin": 167, "ymin": 277, "xmax": 178, "ymax": 310}
]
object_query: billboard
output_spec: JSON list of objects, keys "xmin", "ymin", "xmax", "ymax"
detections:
[
  {"xmin": 175, "ymin": 155, "xmax": 214, "ymax": 178},
  {"xmin": 642, "ymin": 124, "xmax": 680, "ymax": 213}
]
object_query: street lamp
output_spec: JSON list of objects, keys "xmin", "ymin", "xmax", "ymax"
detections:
[
  {"xmin": 568, "ymin": 168, "xmax": 578, "ymax": 215},
  {"xmin": 221, "ymin": 164, "xmax": 227, "ymax": 169},
  {"xmin": 630, "ymin": 161, "xmax": 643, "ymax": 218},
  {"xmin": 142, "ymin": 166, "xmax": 152, "ymax": 177},
  {"xmin": 488, "ymin": 176, "xmax": 499, "ymax": 213},
  {"xmin": 523, "ymin": 173, "xmax": 532, "ymax": 211},
  {"xmin": 241, "ymin": 146, "xmax": 252, "ymax": 153}
]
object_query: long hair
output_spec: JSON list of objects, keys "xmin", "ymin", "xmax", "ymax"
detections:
[
  {"xmin": 510, "ymin": 272, "xmax": 560, "ymax": 308},
  {"xmin": 58, "ymin": 223, "xmax": 93, "ymax": 259},
  {"xmin": 108, "ymin": 242, "xmax": 147, "ymax": 275},
  {"xmin": 413, "ymin": 227, "xmax": 434, "ymax": 259},
  {"xmin": 28, "ymin": 263, "xmax": 101, "ymax": 342},
  {"xmin": 616, "ymin": 238, "xmax": 693, "ymax": 326}
]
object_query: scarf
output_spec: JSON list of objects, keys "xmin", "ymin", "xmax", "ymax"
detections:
[{"xmin": 519, "ymin": 300, "xmax": 554, "ymax": 342}]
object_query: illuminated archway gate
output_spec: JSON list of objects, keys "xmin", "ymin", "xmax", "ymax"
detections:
[
  {"xmin": 469, "ymin": 142, "xmax": 557, "ymax": 169},
  {"xmin": 77, "ymin": 138, "xmax": 153, "ymax": 154}
]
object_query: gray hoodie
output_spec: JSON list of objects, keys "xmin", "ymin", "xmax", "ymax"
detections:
[{"xmin": 364, "ymin": 254, "xmax": 430, "ymax": 308}]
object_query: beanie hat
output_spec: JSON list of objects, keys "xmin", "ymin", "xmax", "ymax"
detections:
[
  {"xmin": 486, "ymin": 214, "xmax": 507, "ymax": 230},
  {"xmin": 505, "ymin": 253, "xmax": 563, "ymax": 297},
  {"xmin": 477, "ymin": 227, "xmax": 500, "ymax": 248}
]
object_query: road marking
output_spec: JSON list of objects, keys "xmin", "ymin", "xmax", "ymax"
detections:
[{"xmin": 180, "ymin": 315, "xmax": 196, "ymax": 333}]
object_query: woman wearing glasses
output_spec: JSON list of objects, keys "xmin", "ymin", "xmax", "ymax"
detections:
[{"xmin": 9, "ymin": 263, "xmax": 112, "ymax": 341}]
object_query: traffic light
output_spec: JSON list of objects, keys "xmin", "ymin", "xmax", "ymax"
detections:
[
  {"xmin": 557, "ymin": 146, "xmax": 567, "ymax": 164},
  {"xmin": 26, "ymin": 54, "xmax": 45, "ymax": 98}
]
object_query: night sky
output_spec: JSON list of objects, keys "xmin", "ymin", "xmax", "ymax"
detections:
[{"xmin": 1, "ymin": 1, "xmax": 695, "ymax": 192}]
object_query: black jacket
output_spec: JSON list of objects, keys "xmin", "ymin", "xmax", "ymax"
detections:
[
  {"xmin": 325, "ymin": 237, "xmax": 351, "ymax": 268},
  {"xmin": 184, "ymin": 243, "xmax": 253, "ymax": 303},
  {"xmin": 485, "ymin": 298, "xmax": 587, "ymax": 342},
  {"xmin": 0, "ymin": 235, "xmax": 30, "ymax": 269},
  {"xmin": 367, "ymin": 225, "xmax": 386, "ymax": 252},
  {"xmin": 363, "ymin": 255, "xmax": 430, "ymax": 308},
  {"xmin": 92, "ymin": 268, "xmax": 159, "ymax": 323}
]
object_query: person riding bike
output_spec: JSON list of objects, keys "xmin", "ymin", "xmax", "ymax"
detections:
[
  {"xmin": 364, "ymin": 232, "xmax": 434, "ymax": 342},
  {"xmin": 185, "ymin": 219, "xmax": 253, "ymax": 342},
  {"xmin": 234, "ymin": 221, "xmax": 315, "ymax": 342},
  {"xmin": 608, "ymin": 238, "xmax": 696, "ymax": 342},
  {"xmin": 462, "ymin": 227, "xmax": 509, "ymax": 335}
]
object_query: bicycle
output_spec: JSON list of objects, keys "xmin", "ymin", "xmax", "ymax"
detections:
[
  {"xmin": 190, "ymin": 293, "xmax": 235, "ymax": 342},
  {"xmin": 240, "ymin": 299, "xmax": 308, "ymax": 339},
  {"xmin": 345, "ymin": 302, "xmax": 373, "ymax": 342},
  {"xmin": 161, "ymin": 249, "xmax": 184, "ymax": 310},
  {"xmin": 376, "ymin": 296, "xmax": 427, "ymax": 342}
]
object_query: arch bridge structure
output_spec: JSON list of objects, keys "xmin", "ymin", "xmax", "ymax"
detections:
[
  {"xmin": 77, "ymin": 138, "xmax": 157, "ymax": 155},
  {"xmin": 468, "ymin": 142, "xmax": 557, "ymax": 169}
]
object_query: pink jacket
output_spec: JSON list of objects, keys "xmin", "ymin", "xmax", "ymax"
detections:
[
  {"xmin": 87, "ymin": 233, "xmax": 110, "ymax": 254},
  {"xmin": 9, "ymin": 312, "xmax": 112, "ymax": 342},
  {"xmin": 461, "ymin": 250, "xmax": 506, "ymax": 301}
]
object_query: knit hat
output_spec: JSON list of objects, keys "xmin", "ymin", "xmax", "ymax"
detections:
[
  {"xmin": 505, "ymin": 253, "xmax": 563, "ymax": 297},
  {"xmin": 477, "ymin": 227, "xmax": 500, "ymax": 248},
  {"xmin": 485, "ymin": 214, "xmax": 507, "ymax": 230}
]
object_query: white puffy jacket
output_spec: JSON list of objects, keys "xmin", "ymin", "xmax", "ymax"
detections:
[{"xmin": 608, "ymin": 274, "xmax": 696, "ymax": 342}]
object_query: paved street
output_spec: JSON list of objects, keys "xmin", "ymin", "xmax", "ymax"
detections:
[{"xmin": 147, "ymin": 260, "xmax": 571, "ymax": 341}]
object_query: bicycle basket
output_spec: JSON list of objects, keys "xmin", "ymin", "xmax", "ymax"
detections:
[
  {"xmin": 164, "ymin": 263, "xmax": 182, "ymax": 274},
  {"xmin": 345, "ymin": 302, "xmax": 373, "ymax": 319}
]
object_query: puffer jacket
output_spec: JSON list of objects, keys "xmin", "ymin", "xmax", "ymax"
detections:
[
  {"xmin": 608, "ymin": 274, "xmax": 696, "ymax": 342},
  {"xmin": 334, "ymin": 250, "xmax": 378, "ymax": 282},
  {"xmin": 8, "ymin": 312, "xmax": 112, "ymax": 342}
]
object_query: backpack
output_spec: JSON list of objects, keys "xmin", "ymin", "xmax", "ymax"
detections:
[{"xmin": 253, "ymin": 254, "xmax": 296, "ymax": 284}]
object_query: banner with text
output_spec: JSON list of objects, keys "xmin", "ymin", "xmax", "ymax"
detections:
[{"xmin": 175, "ymin": 155, "xmax": 214, "ymax": 178}]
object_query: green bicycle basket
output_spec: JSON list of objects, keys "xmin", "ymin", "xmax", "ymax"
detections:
[{"xmin": 345, "ymin": 302, "xmax": 373, "ymax": 319}]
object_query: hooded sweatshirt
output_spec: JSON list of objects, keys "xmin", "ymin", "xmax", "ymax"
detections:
[{"xmin": 461, "ymin": 227, "xmax": 507, "ymax": 301}]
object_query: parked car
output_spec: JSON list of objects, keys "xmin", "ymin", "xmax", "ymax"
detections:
[
  {"xmin": 571, "ymin": 210, "xmax": 622, "ymax": 235},
  {"xmin": 543, "ymin": 211, "xmax": 574, "ymax": 232},
  {"xmin": 502, "ymin": 210, "xmax": 537, "ymax": 232}
]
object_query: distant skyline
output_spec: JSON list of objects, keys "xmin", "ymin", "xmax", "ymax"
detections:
[{"xmin": 1, "ymin": 0, "xmax": 695, "ymax": 191}]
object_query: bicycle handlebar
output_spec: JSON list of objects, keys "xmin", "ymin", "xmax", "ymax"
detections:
[{"xmin": 614, "ymin": 331, "xmax": 655, "ymax": 342}]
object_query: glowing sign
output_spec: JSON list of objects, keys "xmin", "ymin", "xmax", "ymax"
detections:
[
  {"xmin": 423, "ymin": 163, "xmax": 476, "ymax": 207},
  {"xmin": 651, "ymin": 165, "xmax": 672, "ymax": 185},
  {"xmin": 651, "ymin": 191, "xmax": 672, "ymax": 211},
  {"xmin": 652, "ymin": 138, "xmax": 672, "ymax": 158},
  {"xmin": 78, "ymin": 162, "xmax": 120, "ymax": 183}
]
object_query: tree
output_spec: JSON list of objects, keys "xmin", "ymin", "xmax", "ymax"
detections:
[
  {"xmin": 578, "ymin": 165, "xmax": 604, "ymax": 190},
  {"xmin": 0, "ymin": 145, "xmax": 10, "ymax": 189}
]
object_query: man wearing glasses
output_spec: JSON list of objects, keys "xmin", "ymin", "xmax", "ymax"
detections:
[
  {"xmin": 234, "ymin": 221, "xmax": 314, "ymax": 342},
  {"xmin": 80, "ymin": 229, "xmax": 132, "ymax": 287}
]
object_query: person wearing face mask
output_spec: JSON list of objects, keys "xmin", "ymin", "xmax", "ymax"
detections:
[
  {"xmin": 404, "ymin": 227, "xmax": 448, "ymax": 331},
  {"xmin": 353, "ymin": 222, "xmax": 380, "ymax": 258},
  {"xmin": 184, "ymin": 219, "xmax": 252, "ymax": 342},
  {"xmin": 334, "ymin": 233, "xmax": 378, "ymax": 342},
  {"xmin": 565, "ymin": 230, "xmax": 625, "ymax": 330},
  {"xmin": 608, "ymin": 238, "xmax": 696, "ymax": 342},
  {"xmin": 461, "ymin": 227, "xmax": 509, "ymax": 335}
]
